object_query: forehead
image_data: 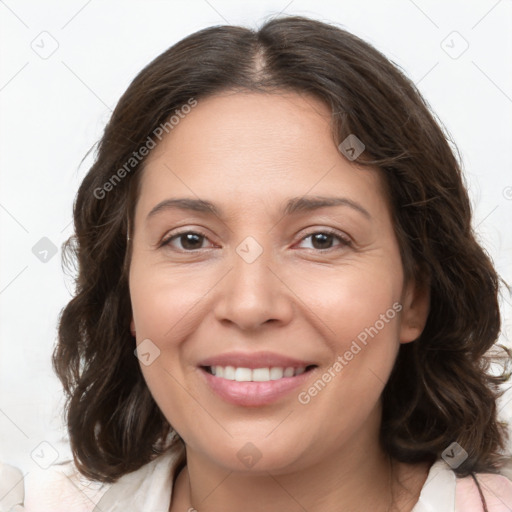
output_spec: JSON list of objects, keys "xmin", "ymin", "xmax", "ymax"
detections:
[{"xmin": 135, "ymin": 91, "xmax": 389, "ymax": 220}]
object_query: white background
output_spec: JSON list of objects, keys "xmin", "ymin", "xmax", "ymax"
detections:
[{"xmin": 1, "ymin": 0, "xmax": 511, "ymax": 477}]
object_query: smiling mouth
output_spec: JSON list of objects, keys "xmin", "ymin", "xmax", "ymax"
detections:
[{"xmin": 202, "ymin": 365, "xmax": 317, "ymax": 382}]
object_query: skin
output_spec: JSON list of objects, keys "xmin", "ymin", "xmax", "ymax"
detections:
[{"xmin": 128, "ymin": 90, "xmax": 431, "ymax": 512}]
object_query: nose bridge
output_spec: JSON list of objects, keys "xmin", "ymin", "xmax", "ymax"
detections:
[
  {"xmin": 213, "ymin": 233, "xmax": 292, "ymax": 329},
  {"xmin": 230, "ymin": 233, "xmax": 276, "ymax": 301},
  {"xmin": 235, "ymin": 234, "xmax": 267, "ymax": 267}
]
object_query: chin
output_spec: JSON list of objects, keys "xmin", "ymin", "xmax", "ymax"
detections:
[{"xmin": 191, "ymin": 435, "xmax": 312, "ymax": 475}]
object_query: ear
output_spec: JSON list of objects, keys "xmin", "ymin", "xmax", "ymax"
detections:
[
  {"xmin": 399, "ymin": 277, "xmax": 430, "ymax": 344},
  {"xmin": 130, "ymin": 318, "xmax": 136, "ymax": 336}
]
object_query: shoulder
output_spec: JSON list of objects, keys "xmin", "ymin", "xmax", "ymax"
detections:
[
  {"xmin": 412, "ymin": 458, "xmax": 512, "ymax": 512},
  {"xmin": 0, "ymin": 463, "xmax": 24, "ymax": 511},
  {"xmin": 455, "ymin": 469, "xmax": 512, "ymax": 511},
  {"xmin": 1, "ymin": 443, "xmax": 185, "ymax": 512},
  {"xmin": 0, "ymin": 459, "xmax": 110, "ymax": 512},
  {"xmin": 25, "ymin": 461, "xmax": 110, "ymax": 512}
]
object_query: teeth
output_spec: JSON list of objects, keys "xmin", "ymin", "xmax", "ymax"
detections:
[
  {"xmin": 224, "ymin": 366, "xmax": 236, "ymax": 380},
  {"xmin": 234, "ymin": 367, "xmax": 252, "ymax": 381},
  {"xmin": 252, "ymin": 368, "xmax": 270, "ymax": 381},
  {"xmin": 269, "ymin": 367, "xmax": 284, "ymax": 380},
  {"xmin": 209, "ymin": 366, "xmax": 308, "ymax": 382},
  {"xmin": 283, "ymin": 367, "xmax": 295, "ymax": 377}
]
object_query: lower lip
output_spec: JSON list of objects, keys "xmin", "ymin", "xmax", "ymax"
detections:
[{"xmin": 200, "ymin": 367, "xmax": 315, "ymax": 407}]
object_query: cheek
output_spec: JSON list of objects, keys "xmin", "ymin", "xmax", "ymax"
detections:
[
  {"xmin": 130, "ymin": 263, "xmax": 215, "ymax": 341},
  {"xmin": 129, "ymin": 264, "xmax": 205, "ymax": 436},
  {"xmin": 289, "ymin": 257, "xmax": 402, "ymax": 348},
  {"xmin": 294, "ymin": 264, "xmax": 402, "ymax": 410},
  {"xmin": 290, "ymin": 259, "xmax": 403, "ymax": 418}
]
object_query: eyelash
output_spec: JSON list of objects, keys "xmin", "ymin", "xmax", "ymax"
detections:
[{"xmin": 159, "ymin": 228, "xmax": 352, "ymax": 253}]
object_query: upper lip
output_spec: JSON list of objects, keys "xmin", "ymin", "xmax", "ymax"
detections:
[{"xmin": 198, "ymin": 351, "xmax": 317, "ymax": 369}]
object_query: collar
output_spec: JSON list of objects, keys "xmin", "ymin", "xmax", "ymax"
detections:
[
  {"xmin": 93, "ymin": 445, "xmax": 184, "ymax": 512},
  {"xmin": 412, "ymin": 459, "xmax": 456, "ymax": 512},
  {"xmin": 94, "ymin": 448, "xmax": 455, "ymax": 512}
]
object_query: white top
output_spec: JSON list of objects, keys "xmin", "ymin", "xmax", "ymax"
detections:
[
  {"xmin": 2, "ymin": 444, "xmax": 512, "ymax": 511},
  {"xmin": 94, "ymin": 450, "xmax": 456, "ymax": 512}
]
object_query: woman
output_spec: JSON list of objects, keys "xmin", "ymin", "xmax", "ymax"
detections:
[{"xmin": 3, "ymin": 14, "xmax": 512, "ymax": 512}]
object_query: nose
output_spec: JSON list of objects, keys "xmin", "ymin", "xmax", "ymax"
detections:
[{"xmin": 212, "ymin": 240, "xmax": 294, "ymax": 331}]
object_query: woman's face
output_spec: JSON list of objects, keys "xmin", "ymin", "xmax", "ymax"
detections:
[{"xmin": 129, "ymin": 91, "xmax": 428, "ymax": 474}]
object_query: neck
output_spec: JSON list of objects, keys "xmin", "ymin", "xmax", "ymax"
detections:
[
  {"xmin": 184, "ymin": 452, "xmax": 393, "ymax": 512},
  {"xmin": 170, "ymin": 413, "xmax": 427, "ymax": 512}
]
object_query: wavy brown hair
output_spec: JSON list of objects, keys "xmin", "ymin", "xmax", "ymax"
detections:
[{"xmin": 53, "ymin": 15, "xmax": 511, "ymax": 483}]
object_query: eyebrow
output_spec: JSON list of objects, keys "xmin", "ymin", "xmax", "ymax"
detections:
[{"xmin": 146, "ymin": 195, "xmax": 372, "ymax": 221}]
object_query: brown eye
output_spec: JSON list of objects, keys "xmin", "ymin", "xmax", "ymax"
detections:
[
  {"xmin": 161, "ymin": 231, "xmax": 211, "ymax": 251},
  {"xmin": 298, "ymin": 230, "xmax": 351, "ymax": 251}
]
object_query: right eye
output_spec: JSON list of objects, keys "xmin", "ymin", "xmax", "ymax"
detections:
[{"xmin": 160, "ymin": 230, "xmax": 215, "ymax": 252}]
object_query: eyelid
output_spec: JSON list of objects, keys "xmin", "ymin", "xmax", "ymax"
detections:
[{"xmin": 301, "ymin": 226, "xmax": 349, "ymax": 240}]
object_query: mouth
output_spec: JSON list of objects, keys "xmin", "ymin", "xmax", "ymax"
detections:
[
  {"xmin": 198, "ymin": 359, "xmax": 318, "ymax": 407},
  {"xmin": 202, "ymin": 364, "xmax": 317, "ymax": 381}
]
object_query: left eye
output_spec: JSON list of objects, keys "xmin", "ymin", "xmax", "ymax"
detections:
[{"xmin": 297, "ymin": 231, "xmax": 351, "ymax": 251}]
